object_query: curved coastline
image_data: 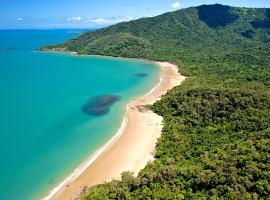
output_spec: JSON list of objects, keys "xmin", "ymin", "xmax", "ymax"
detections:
[
  {"xmin": 41, "ymin": 57, "xmax": 186, "ymax": 200},
  {"xmin": 42, "ymin": 115, "xmax": 129, "ymax": 200}
]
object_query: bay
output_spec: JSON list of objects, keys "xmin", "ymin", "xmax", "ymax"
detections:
[{"xmin": 0, "ymin": 29, "xmax": 159, "ymax": 200}]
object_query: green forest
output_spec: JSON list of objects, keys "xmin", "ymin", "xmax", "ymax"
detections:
[{"xmin": 43, "ymin": 4, "xmax": 270, "ymax": 199}]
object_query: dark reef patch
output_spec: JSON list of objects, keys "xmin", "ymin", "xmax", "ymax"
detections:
[
  {"xmin": 134, "ymin": 72, "xmax": 148, "ymax": 77},
  {"xmin": 82, "ymin": 95, "xmax": 120, "ymax": 116}
]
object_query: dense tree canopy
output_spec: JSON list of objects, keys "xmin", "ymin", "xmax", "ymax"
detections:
[{"xmin": 43, "ymin": 4, "xmax": 270, "ymax": 199}]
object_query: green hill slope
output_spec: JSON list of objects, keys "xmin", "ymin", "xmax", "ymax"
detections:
[
  {"xmin": 43, "ymin": 4, "xmax": 270, "ymax": 89},
  {"xmin": 44, "ymin": 4, "xmax": 270, "ymax": 199}
]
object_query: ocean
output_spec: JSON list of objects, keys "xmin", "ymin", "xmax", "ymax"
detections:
[{"xmin": 0, "ymin": 29, "xmax": 159, "ymax": 200}]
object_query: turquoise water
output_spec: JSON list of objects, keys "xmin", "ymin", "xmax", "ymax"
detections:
[{"xmin": 0, "ymin": 30, "xmax": 159, "ymax": 200}]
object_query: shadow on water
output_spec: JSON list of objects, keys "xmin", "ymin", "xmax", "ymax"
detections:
[
  {"xmin": 197, "ymin": 4, "xmax": 239, "ymax": 28},
  {"xmin": 82, "ymin": 95, "xmax": 121, "ymax": 116}
]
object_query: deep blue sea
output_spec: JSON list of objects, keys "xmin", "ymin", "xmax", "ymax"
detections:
[{"xmin": 0, "ymin": 30, "xmax": 159, "ymax": 200}]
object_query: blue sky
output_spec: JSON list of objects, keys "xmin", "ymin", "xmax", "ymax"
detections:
[{"xmin": 0, "ymin": 0, "xmax": 269, "ymax": 29}]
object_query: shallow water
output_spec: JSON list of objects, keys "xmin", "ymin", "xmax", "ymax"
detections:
[{"xmin": 0, "ymin": 30, "xmax": 159, "ymax": 200}]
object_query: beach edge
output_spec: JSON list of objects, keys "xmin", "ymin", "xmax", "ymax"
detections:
[{"xmin": 41, "ymin": 58, "xmax": 186, "ymax": 200}]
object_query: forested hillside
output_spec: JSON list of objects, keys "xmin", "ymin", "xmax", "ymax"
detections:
[{"xmin": 44, "ymin": 4, "xmax": 270, "ymax": 199}]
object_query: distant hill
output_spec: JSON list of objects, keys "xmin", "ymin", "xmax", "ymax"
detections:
[
  {"xmin": 43, "ymin": 4, "xmax": 270, "ymax": 200},
  {"xmin": 43, "ymin": 4, "xmax": 270, "ymax": 60}
]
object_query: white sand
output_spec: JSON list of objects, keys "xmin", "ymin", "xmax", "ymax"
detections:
[{"xmin": 43, "ymin": 61, "xmax": 186, "ymax": 200}]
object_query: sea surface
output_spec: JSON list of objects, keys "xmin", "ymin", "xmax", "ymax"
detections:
[{"xmin": 0, "ymin": 30, "xmax": 159, "ymax": 200}]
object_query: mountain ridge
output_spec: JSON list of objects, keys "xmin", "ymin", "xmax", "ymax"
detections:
[{"xmin": 41, "ymin": 4, "xmax": 270, "ymax": 58}]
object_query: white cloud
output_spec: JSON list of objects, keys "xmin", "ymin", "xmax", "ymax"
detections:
[
  {"xmin": 91, "ymin": 18, "xmax": 110, "ymax": 24},
  {"xmin": 67, "ymin": 16, "xmax": 82, "ymax": 21},
  {"xmin": 90, "ymin": 16, "xmax": 134, "ymax": 25},
  {"xmin": 170, "ymin": 2, "xmax": 183, "ymax": 10},
  {"xmin": 126, "ymin": 16, "xmax": 134, "ymax": 21},
  {"xmin": 17, "ymin": 17, "xmax": 24, "ymax": 21}
]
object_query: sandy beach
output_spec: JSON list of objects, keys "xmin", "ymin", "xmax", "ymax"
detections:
[{"xmin": 45, "ymin": 61, "xmax": 186, "ymax": 200}]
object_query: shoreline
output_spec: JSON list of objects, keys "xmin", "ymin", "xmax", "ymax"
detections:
[
  {"xmin": 39, "ymin": 50, "xmax": 162, "ymax": 64},
  {"xmin": 42, "ymin": 57, "xmax": 186, "ymax": 200},
  {"xmin": 42, "ymin": 114, "xmax": 129, "ymax": 200}
]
